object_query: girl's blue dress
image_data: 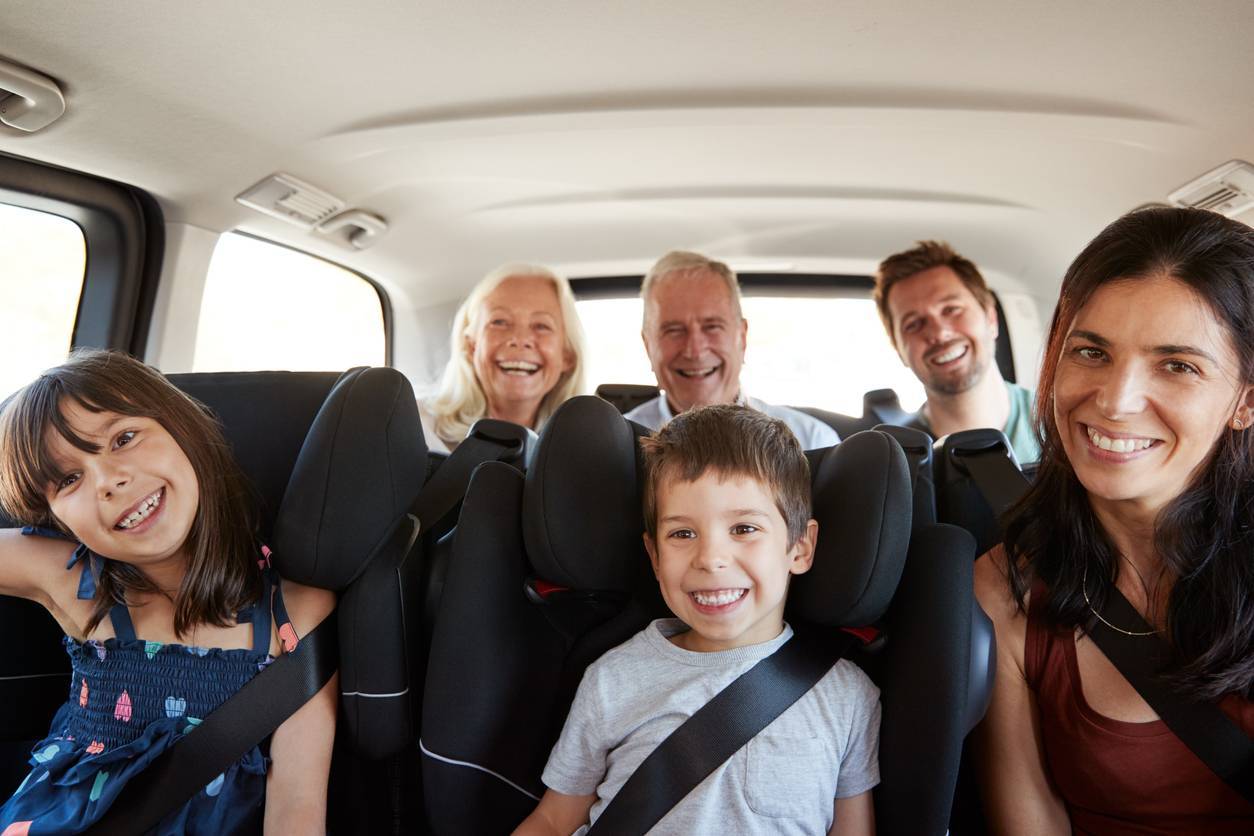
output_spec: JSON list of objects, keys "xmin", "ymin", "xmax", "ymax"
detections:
[{"xmin": 0, "ymin": 542, "xmax": 298, "ymax": 836}]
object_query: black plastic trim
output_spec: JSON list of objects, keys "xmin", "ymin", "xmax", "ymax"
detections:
[{"xmin": 0, "ymin": 152, "xmax": 158, "ymax": 352}]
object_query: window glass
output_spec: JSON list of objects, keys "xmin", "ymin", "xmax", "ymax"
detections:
[
  {"xmin": 0, "ymin": 203, "xmax": 86, "ymax": 398},
  {"xmin": 194, "ymin": 233, "xmax": 385, "ymax": 371},
  {"xmin": 576, "ymin": 295, "xmax": 926, "ymax": 416}
]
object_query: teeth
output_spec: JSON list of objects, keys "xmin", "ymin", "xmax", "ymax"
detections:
[
  {"xmin": 497, "ymin": 360, "xmax": 539, "ymax": 376},
  {"xmin": 691, "ymin": 589, "xmax": 746, "ymax": 607},
  {"xmin": 1087, "ymin": 427, "xmax": 1153, "ymax": 453},
  {"xmin": 675, "ymin": 366, "xmax": 718, "ymax": 378},
  {"xmin": 116, "ymin": 490, "xmax": 162, "ymax": 530},
  {"xmin": 931, "ymin": 345, "xmax": 967, "ymax": 365}
]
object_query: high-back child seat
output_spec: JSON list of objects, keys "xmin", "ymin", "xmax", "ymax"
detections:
[
  {"xmin": 421, "ymin": 395, "xmax": 992, "ymax": 835},
  {"xmin": 0, "ymin": 367, "xmax": 429, "ymax": 831}
]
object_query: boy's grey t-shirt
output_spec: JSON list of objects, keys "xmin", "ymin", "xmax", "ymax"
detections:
[{"xmin": 542, "ymin": 619, "xmax": 881, "ymax": 835}]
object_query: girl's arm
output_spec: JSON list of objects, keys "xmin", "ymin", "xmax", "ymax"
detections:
[
  {"xmin": 972, "ymin": 549, "xmax": 1069, "ymax": 836},
  {"xmin": 829, "ymin": 790, "xmax": 874, "ymax": 836},
  {"xmin": 513, "ymin": 789, "xmax": 597, "ymax": 835},
  {"xmin": 265, "ymin": 581, "xmax": 338, "ymax": 836},
  {"xmin": 0, "ymin": 528, "xmax": 77, "ymax": 606}
]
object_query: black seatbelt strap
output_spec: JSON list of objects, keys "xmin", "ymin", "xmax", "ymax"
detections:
[
  {"xmin": 1086, "ymin": 589, "xmax": 1254, "ymax": 804},
  {"xmin": 85, "ymin": 611, "xmax": 339, "ymax": 835},
  {"xmin": 952, "ymin": 445, "xmax": 1030, "ymax": 517},
  {"xmin": 413, "ymin": 421, "xmax": 531, "ymax": 534},
  {"xmin": 587, "ymin": 631, "xmax": 857, "ymax": 835}
]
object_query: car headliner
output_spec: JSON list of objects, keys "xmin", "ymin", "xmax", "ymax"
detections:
[{"xmin": 1, "ymin": 0, "xmax": 1251, "ymax": 377}]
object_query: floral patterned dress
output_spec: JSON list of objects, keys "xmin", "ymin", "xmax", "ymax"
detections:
[{"xmin": 0, "ymin": 542, "xmax": 298, "ymax": 836}]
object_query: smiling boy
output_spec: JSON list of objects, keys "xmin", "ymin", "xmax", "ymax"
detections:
[{"xmin": 515, "ymin": 405, "xmax": 879, "ymax": 836}]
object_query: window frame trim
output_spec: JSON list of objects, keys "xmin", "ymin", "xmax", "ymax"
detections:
[{"xmin": 0, "ymin": 151, "xmax": 159, "ymax": 353}]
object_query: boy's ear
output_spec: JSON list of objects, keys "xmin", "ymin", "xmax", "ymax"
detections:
[
  {"xmin": 643, "ymin": 532, "xmax": 660, "ymax": 577},
  {"xmin": 788, "ymin": 519, "xmax": 819, "ymax": 576}
]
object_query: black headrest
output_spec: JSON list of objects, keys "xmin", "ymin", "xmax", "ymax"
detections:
[
  {"xmin": 273, "ymin": 367, "xmax": 426, "ymax": 589},
  {"xmin": 791, "ymin": 429, "xmax": 912, "ymax": 627},
  {"xmin": 170, "ymin": 371, "xmax": 342, "ymax": 534},
  {"xmin": 524, "ymin": 396, "xmax": 647, "ymax": 591}
]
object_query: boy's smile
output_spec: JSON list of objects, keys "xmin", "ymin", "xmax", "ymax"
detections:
[{"xmin": 645, "ymin": 471, "xmax": 816, "ymax": 653}]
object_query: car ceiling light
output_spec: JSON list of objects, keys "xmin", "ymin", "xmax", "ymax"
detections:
[
  {"xmin": 1168, "ymin": 160, "xmax": 1254, "ymax": 217},
  {"xmin": 236, "ymin": 173, "xmax": 346, "ymax": 230},
  {"xmin": 0, "ymin": 57, "xmax": 66, "ymax": 132}
]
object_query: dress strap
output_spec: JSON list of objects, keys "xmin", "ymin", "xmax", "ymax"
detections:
[
  {"xmin": 248, "ymin": 567, "xmax": 275, "ymax": 655},
  {"xmin": 247, "ymin": 544, "xmax": 300, "ymax": 655},
  {"xmin": 259, "ymin": 545, "xmax": 300, "ymax": 654},
  {"xmin": 65, "ymin": 543, "xmax": 138, "ymax": 640}
]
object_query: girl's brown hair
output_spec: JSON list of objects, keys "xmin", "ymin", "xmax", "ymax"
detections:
[{"xmin": 0, "ymin": 349, "xmax": 261, "ymax": 638}]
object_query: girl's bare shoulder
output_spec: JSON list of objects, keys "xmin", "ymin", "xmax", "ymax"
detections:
[{"xmin": 278, "ymin": 577, "xmax": 336, "ymax": 638}]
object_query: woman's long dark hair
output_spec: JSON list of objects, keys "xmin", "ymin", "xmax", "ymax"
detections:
[
  {"xmin": 1003, "ymin": 207, "xmax": 1254, "ymax": 701},
  {"xmin": 0, "ymin": 349, "xmax": 261, "ymax": 638}
]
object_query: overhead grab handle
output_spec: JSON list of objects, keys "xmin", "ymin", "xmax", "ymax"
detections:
[{"xmin": 0, "ymin": 57, "xmax": 66, "ymax": 132}]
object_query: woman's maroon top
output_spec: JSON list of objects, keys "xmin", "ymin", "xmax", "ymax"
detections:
[{"xmin": 1024, "ymin": 590, "xmax": 1254, "ymax": 834}]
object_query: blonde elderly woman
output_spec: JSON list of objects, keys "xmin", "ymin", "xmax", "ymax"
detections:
[{"xmin": 420, "ymin": 264, "xmax": 587, "ymax": 454}]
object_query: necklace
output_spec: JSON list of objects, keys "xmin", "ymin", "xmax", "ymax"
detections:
[{"xmin": 1081, "ymin": 564, "xmax": 1160, "ymax": 637}]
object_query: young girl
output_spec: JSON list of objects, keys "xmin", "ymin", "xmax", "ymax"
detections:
[{"xmin": 0, "ymin": 350, "xmax": 336, "ymax": 835}]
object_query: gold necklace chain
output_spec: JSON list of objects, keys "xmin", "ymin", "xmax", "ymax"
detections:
[{"xmin": 1081, "ymin": 564, "xmax": 1160, "ymax": 637}]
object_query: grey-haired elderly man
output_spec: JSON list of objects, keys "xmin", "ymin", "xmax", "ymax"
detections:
[{"xmin": 624, "ymin": 250, "xmax": 839, "ymax": 450}]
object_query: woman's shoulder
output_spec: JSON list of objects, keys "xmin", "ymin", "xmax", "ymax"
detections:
[{"xmin": 974, "ymin": 545, "xmax": 1031, "ymax": 663}]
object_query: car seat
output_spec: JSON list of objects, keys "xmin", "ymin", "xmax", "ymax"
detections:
[
  {"xmin": 420, "ymin": 395, "xmax": 990, "ymax": 835},
  {"xmin": 0, "ymin": 368, "xmax": 429, "ymax": 832}
]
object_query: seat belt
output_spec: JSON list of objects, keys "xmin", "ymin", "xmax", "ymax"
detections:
[
  {"xmin": 85, "ymin": 611, "xmax": 339, "ymax": 835},
  {"xmin": 413, "ymin": 418, "xmax": 535, "ymax": 534},
  {"xmin": 586, "ymin": 631, "xmax": 858, "ymax": 836},
  {"xmin": 944, "ymin": 430, "xmax": 1031, "ymax": 518},
  {"xmin": 1086, "ymin": 588, "xmax": 1254, "ymax": 804}
]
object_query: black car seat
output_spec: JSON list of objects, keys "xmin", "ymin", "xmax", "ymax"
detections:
[
  {"xmin": 420, "ymin": 395, "xmax": 990, "ymax": 835},
  {"xmin": 0, "ymin": 368, "xmax": 429, "ymax": 831},
  {"xmin": 593, "ymin": 382, "xmax": 661, "ymax": 414}
]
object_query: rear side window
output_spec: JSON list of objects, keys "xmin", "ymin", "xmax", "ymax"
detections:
[
  {"xmin": 193, "ymin": 233, "xmax": 386, "ymax": 372},
  {"xmin": 577, "ymin": 294, "xmax": 926, "ymax": 415},
  {"xmin": 0, "ymin": 203, "xmax": 86, "ymax": 397}
]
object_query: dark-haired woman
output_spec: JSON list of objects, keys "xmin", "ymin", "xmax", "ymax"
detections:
[{"xmin": 974, "ymin": 207, "xmax": 1254, "ymax": 835}]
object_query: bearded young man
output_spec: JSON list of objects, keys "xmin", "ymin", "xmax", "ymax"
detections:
[{"xmin": 874, "ymin": 240, "xmax": 1040, "ymax": 464}]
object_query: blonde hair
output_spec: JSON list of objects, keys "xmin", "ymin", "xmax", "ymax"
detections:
[
  {"xmin": 427, "ymin": 264, "xmax": 587, "ymax": 447},
  {"xmin": 640, "ymin": 250, "xmax": 743, "ymax": 327}
]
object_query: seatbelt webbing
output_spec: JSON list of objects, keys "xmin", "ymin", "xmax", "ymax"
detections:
[
  {"xmin": 413, "ymin": 435, "xmax": 523, "ymax": 533},
  {"xmin": 955, "ymin": 448, "xmax": 1030, "ymax": 517},
  {"xmin": 85, "ymin": 611, "xmax": 339, "ymax": 835},
  {"xmin": 1086, "ymin": 589, "xmax": 1254, "ymax": 804},
  {"xmin": 587, "ymin": 632, "xmax": 856, "ymax": 836}
]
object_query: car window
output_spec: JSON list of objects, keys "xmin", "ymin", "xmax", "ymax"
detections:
[
  {"xmin": 0, "ymin": 202, "xmax": 86, "ymax": 398},
  {"xmin": 577, "ymin": 295, "xmax": 926, "ymax": 415},
  {"xmin": 192, "ymin": 232, "xmax": 386, "ymax": 372}
]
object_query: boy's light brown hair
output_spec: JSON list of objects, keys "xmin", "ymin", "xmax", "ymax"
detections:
[
  {"xmin": 873, "ymin": 240, "xmax": 993, "ymax": 347},
  {"xmin": 640, "ymin": 404, "xmax": 810, "ymax": 546}
]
